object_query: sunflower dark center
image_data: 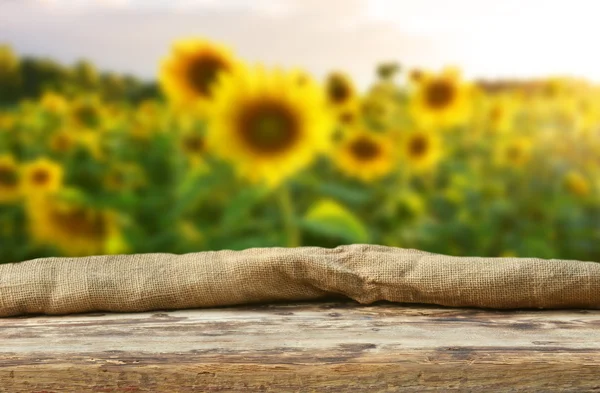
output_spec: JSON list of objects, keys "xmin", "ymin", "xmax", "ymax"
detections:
[
  {"xmin": 350, "ymin": 137, "xmax": 380, "ymax": 161},
  {"xmin": 425, "ymin": 80, "xmax": 455, "ymax": 109},
  {"xmin": 410, "ymin": 70, "xmax": 423, "ymax": 82},
  {"xmin": 409, "ymin": 135, "xmax": 429, "ymax": 157},
  {"xmin": 328, "ymin": 76, "xmax": 351, "ymax": 104},
  {"xmin": 52, "ymin": 207, "xmax": 107, "ymax": 238},
  {"xmin": 339, "ymin": 111, "xmax": 355, "ymax": 125},
  {"xmin": 239, "ymin": 101, "xmax": 299, "ymax": 154},
  {"xmin": 32, "ymin": 169, "xmax": 50, "ymax": 185},
  {"xmin": 75, "ymin": 105, "xmax": 99, "ymax": 126},
  {"xmin": 187, "ymin": 54, "xmax": 228, "ymax": 97},
  {"xmin": 111, "ymin": 172, "xmax": 126, "ymax": 186},
  {"xmin": 53, "ymin": 134, "xmax": 72, "ymax": 151},
  {"xmin": 183, "ymin": 135, "xmax": 204, "ymax": 153},
  {"xmin": 0, "ymin": 167, "xmax": 17, "ymax": 187},
  {"xmin": 362, "ymin": 100, "xmax": 385, "ymax": 118}
]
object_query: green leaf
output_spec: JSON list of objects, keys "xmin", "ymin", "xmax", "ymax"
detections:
[
  {"xmin": 301, "ymin": 199, "xmax": 370, "ymax": 243},
  {"xmin": 221, "ymin": 186, "xmax": 270, "ymax": 228},
  {"xmin": 169, "ymin": 172, "xmax": 220, "ymax": 219},
  {"xmin": 317, "ymin": 182, "xmax": 371, "ymax": 205}
]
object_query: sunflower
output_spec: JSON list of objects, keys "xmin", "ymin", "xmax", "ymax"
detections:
[
  {"xmin": 410, "ymin": 68, "xmax": 472, "ymax": 129},
  {"xmin": 21, "ymin": 157, "xmax": 64, "ymax": 197},
  {"xmin": 325, "ymin": 72, "xmax": 356, "ymax": 108},
  {"xmin": 69, "ymin": 96, "xmax": 104, "ymax": 128},
  {"xmin": 206, "ymin": 65, "xmax": 333, "ymax": 187},
  {"xmin": 62, "ymin": 122, "xmax": 104, "ymax": 160},
  {"xmin": 179, "ymin": 131, "xmax": 209, "ymax": 170},
  {"xmin": 408, "ymin": 68, "xmax": 426, "ymax": 85},
  {"xmin": 40, "ymin": 91, "xmax": 69, "ymax": 115},
  {"xmin": 159, "ymin": 38, "xmax": 238, "ymax": 109},
  {"xmin": 181, "ymin": 132, "xmax": 205, "ymax": 155},
  {"xmin": 360, "ymin": 93, "xmax": 396, "ymax": 130},
  {"xmin": 0, "ymin": 155, "xmax": 21, "ymax": 204},
  {"xmin": 563, "ymin": 170, "xmax": 590, "ymax": 197},
  {"xmin": 101, "ymin": 102, "xmax": 128, "ymax": 132},
  {"xmin": 399, "ymin": 130, "xmax": 442, "ymax": 172},
  {"xmin": 129, "ymin": 116, "xmax": 154, "ymax": 140},
  {"xmin": 485, "ymin": 94, "xmax": 517, "ymax": 135},
  {"xmin": 49, "ymin": 129, "xmax": 76, "ymax": 154},
  {"xmin": 324, "ymin": 72, "xmax": 360, "ymax": 129},
  {"xmin": 26, "ymin": 192, "xmax": 122, "ymax": 256},
  {"xmin": 128, "ymin": 100, "xmax": 165, "ymax": 140},
  {"xmin": 80, "ymin": 133, "xmax": 104, "ymax": 160},
  {"xmin": 334, "ymin": 130, "xmax": 395, "ymax": 182},
  {"xmin": 337, "ymin": 102, "xmax": 360, "ymax": 128},
  {"xmin": 63, "ymin": 97, "xmax": 107, "ymax": 158}
]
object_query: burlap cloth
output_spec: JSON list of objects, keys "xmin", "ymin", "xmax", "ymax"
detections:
[{"xmin": 1, "ymin": 244, "xmax": 599, "ymax": 316}]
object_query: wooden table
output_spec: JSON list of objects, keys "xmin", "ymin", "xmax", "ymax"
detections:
[{"xmin": 1, "ymin": 300, "xmax": 600, "ymax": 392}]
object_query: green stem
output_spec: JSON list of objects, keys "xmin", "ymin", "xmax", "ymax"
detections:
[{"xmin": 277, "ymin": 185, "xmax": 301, "ymax": 248}]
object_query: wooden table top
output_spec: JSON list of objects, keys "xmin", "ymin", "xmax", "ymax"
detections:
[{"xmin": 1, "ymin": 300, "xmax": 600, "ymax": 392}]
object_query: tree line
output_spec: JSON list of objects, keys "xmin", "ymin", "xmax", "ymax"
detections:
[{"xmin": 0, "ymin": 45, "xmax": 161, "ymax": 106}]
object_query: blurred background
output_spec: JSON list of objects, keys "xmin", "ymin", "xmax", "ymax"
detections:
[{"xmin": 1, "ymin": 0, "xmax": 599, "ymax": 263}]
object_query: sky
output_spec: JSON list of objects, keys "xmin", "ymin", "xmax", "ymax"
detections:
[{"xmin": 1, "ymin": 0, "xmax": 600, "ymax": 90}]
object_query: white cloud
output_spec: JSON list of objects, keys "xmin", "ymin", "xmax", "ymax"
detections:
[{"xmin": 363, "ymin": 0, "xmax": 600, "ymax": 81}]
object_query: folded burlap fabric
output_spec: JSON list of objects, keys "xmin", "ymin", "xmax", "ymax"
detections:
[{"xmin": 1, "ymin": 244, "xmax": 599, "ymax": 316}]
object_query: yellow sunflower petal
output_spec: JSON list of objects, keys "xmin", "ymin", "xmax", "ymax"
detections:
[
  {"xmin": 206, "ymin": 64, "xmax": 333, "ymax": 188},
  {"xmin": 400, "ymin": 130, "xmax": 442, "ymax": 173},
  {"xmin": 0, "ymin": 154, "xmax": 21, "ymax": 204},
  {"xmin": 26, "ymin": 192, "xmax": 122, "ymax": 256},
  {"xmin": 334, "ymin": 129, "xmax": 395, "ymax": 182},
  {"xmin": 159, "ymin": 38, "xmax": 241, "ymax": 111},
  {"xmin": 410, "ymin": 70, "xmax": 472, "ymax": 130},
  {"xmin": 21, "ymin": 157, "xmax": 64, "ymax": 198}
]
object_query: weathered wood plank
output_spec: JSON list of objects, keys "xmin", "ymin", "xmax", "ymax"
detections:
[{"xmin": 2, "ymin": 300, "xmax": 600, "ymax": 392}]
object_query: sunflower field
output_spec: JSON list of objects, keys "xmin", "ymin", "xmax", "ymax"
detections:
[{"xmin": 1, "ymin": 38, "xmax": 600, "ymax": 264}]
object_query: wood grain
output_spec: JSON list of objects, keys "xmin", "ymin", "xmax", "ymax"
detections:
[{"xmin": 2, "ymin": 300, "xmax": 600, "ymax": 392}]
